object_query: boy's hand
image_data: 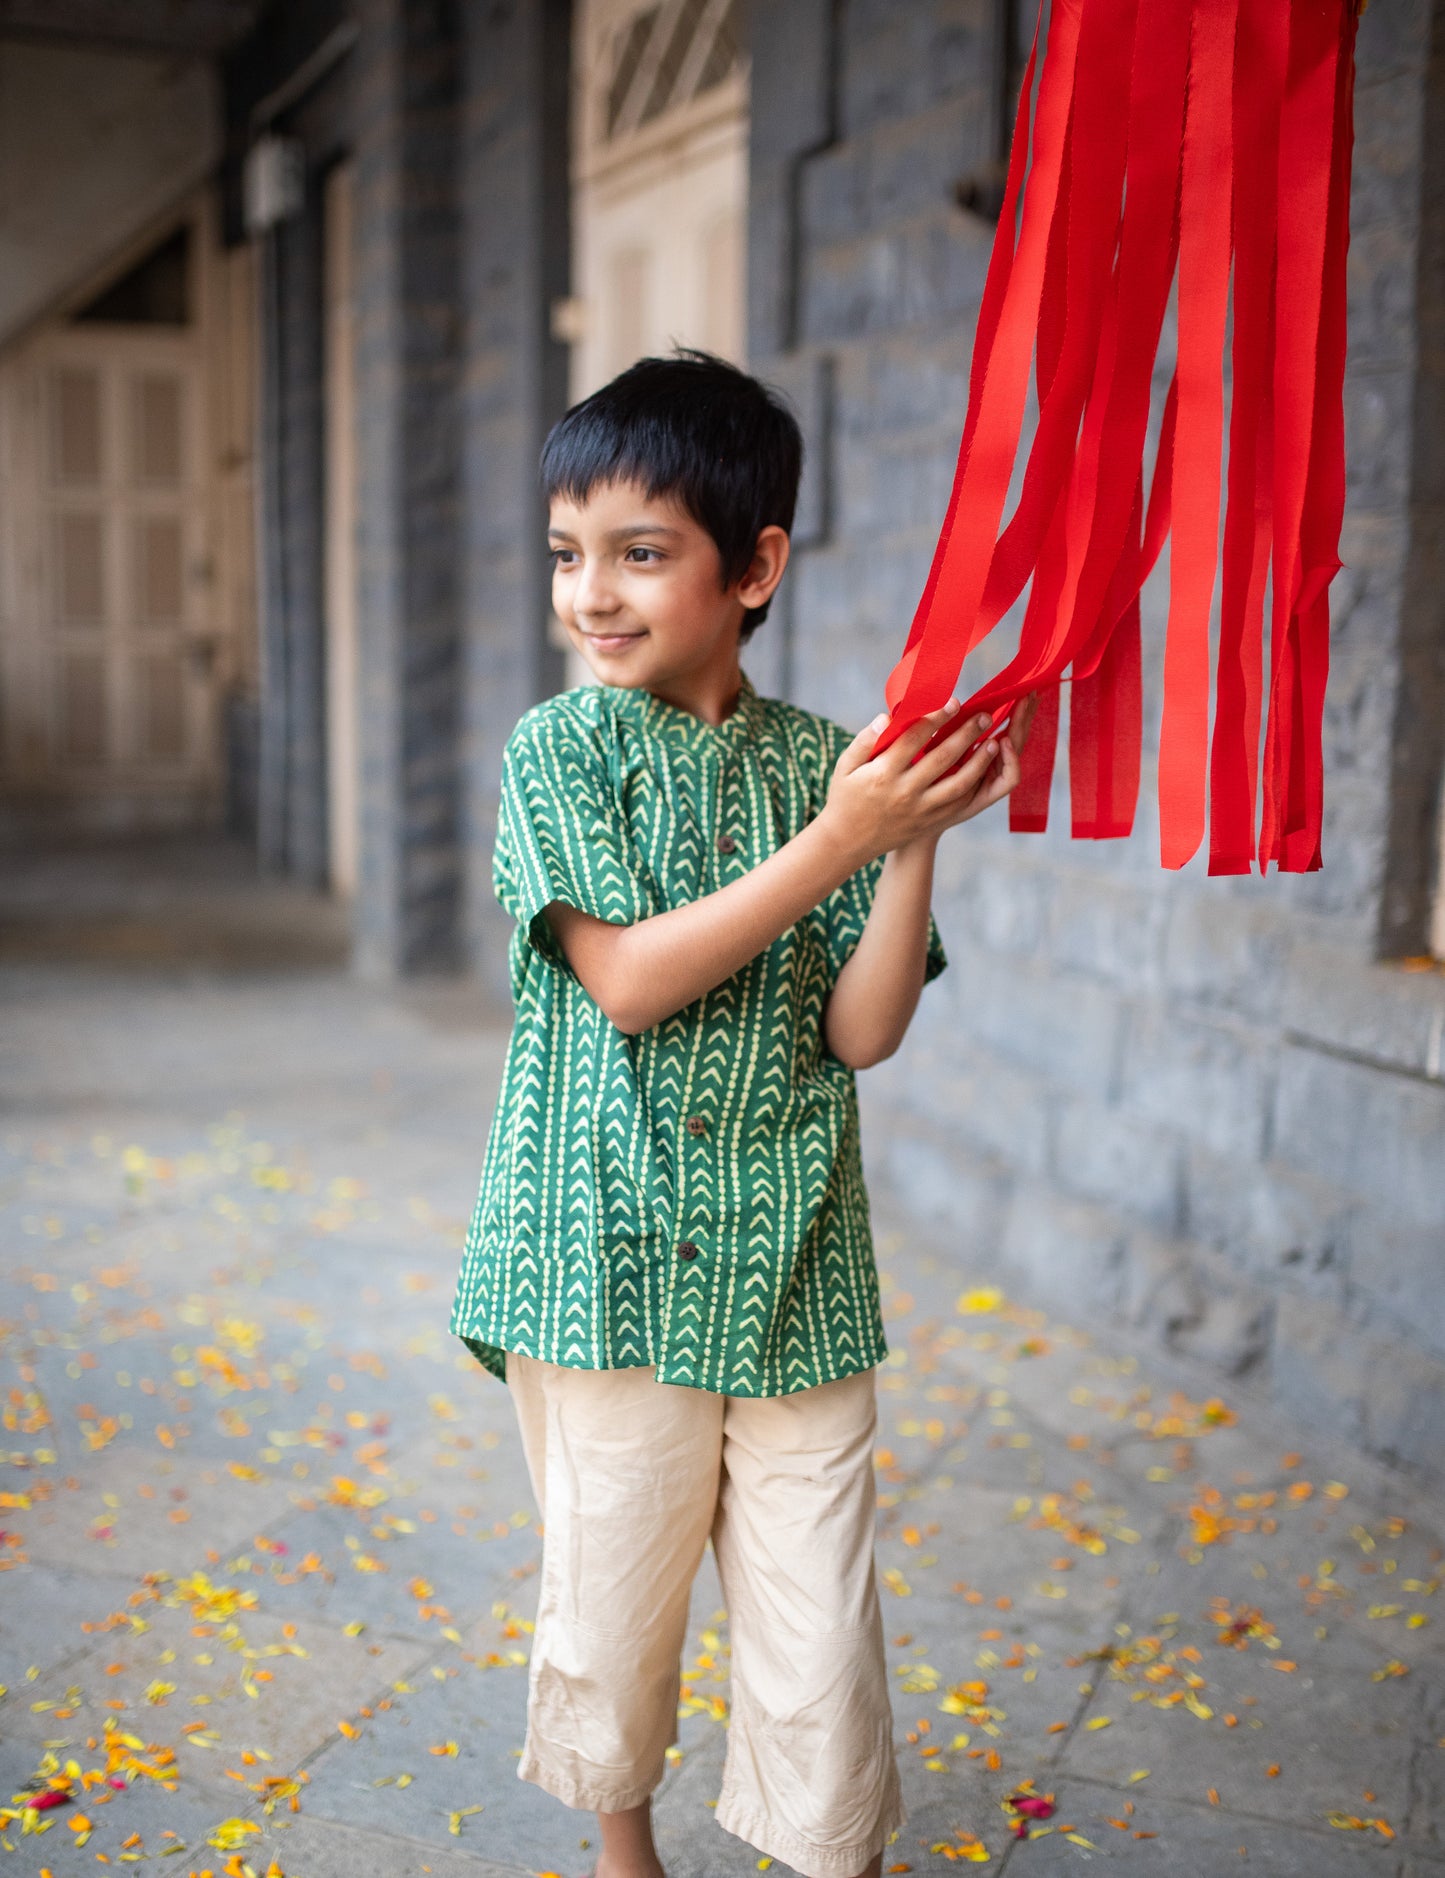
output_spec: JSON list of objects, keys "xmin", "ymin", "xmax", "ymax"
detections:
[{"xmin": 823, "ymin": 692, "xmax": 1039, "ymax": 867}]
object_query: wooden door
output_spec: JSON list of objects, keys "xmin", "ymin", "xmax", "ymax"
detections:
[{"xmin": 0, "ymin": 204, "xmax": 240, "ymax": 831}]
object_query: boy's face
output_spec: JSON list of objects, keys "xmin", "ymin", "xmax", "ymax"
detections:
[{"xmin": 547, "ymin": 479, "xmax": 787, "ymax": 707}]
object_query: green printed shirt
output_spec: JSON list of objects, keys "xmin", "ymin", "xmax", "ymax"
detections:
[{"xmin": 449, "ymin": 676, "xmax": 946, "ymax": 1396}]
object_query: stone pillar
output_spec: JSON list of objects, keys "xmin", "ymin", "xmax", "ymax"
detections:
[
  {"xmin": 253, "ymin": 173, "xmax": 329, "ymax": 887},
  {"xmin": 456, "ymin": 0, "xmax": 572, "ymax": 998},
  {"xmin": 1377, "ymin": 2, "xmax": 1445, "ymax": 956},
  {"xmin": 744, "ymin": 0, "xmax": 838, "ymax": 704},
  {"xmin": 351, "ymin": 0, "xmax": 465, "ymax": 977}
]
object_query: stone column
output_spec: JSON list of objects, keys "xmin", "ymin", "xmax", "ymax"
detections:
[{"xmin": 351, "ymin": 0, "xmax": 464, "ymax": 977}]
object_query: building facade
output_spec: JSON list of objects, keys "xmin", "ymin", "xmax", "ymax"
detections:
[{"xmin": 2, "ymin": 0, "xmax": 1442, "ymax": 1487}]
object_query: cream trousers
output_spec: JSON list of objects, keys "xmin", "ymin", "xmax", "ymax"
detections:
[{"xmin": 506, "ymin": 1354, "xmax": 903, "ymax": 1878}]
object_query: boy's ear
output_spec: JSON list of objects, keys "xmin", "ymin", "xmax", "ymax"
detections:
[{"xmin": 736, "ymin": 525, "xmax": 790, "ymax": 611}]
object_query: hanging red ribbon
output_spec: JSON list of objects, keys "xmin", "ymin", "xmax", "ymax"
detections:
[{"xmin": 877, "ymin": 0, "xmax": 1359, "ymax": 875}]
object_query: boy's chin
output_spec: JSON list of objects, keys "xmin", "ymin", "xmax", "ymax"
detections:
[
  {"xmin": 579, "ymin": 663, "xmax": 652, "ymax": 690},
  {"xmin": 572, "ymin": 643, "xmax": 654, "ymax": 689}
]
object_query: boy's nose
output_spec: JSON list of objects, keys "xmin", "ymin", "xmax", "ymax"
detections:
[{"xmin": 574, "ymin": 560, "xmax": 619, "ymax": 617}]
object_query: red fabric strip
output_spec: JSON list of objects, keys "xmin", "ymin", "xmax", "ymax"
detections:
[
  {"xmin": 1208, "ymin": 0, "xmax": 1289, "ymax": 874},
  {"xmin": 977, "ymin": 0, "xmax": 1137, "ymax": 640},
  {"xmin": 1274, "ymin": 5, "xmax": 1356, "ymax": 871},
  {"xmin": 1071, "ymin": 476, "xmax": 1146, "ymax": 838},
  {"xmin": 878, "ymin": 0, "xmax": 1083, "ymax": 747},
  {"xmin": 1010, "ymin": 682, "xmax": 1061, "ymax": 833},
  {"xmin": 1071, "ymin": 594, "xmax": 1143, "ymax": 840},
  {"xmin": 1073, "ymin": 378, "xmax": 1178, "ymax": 684},
  {"xmin": 1260, "ymin": 1, "xmax": 1345, "ymax": 870},
  {"xmin": 1157, "ymin": 0, "xmax": 1238, "ymax": 869},
  {"xmin": 956, "ymin": 0, "xmax": 1189, "ymax": 723},
  {"xmin": 875, "ymin": 0, "xmax": 1356, "ymax": 869}
]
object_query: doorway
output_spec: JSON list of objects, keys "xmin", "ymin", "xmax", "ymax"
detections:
[{"xmin": 0, "ymin": 193, "xmax": 254, "ymax": 834}]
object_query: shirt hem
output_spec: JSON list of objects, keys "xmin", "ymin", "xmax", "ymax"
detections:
[{"xmin": 452, "ymin": 1326, "xmax": 887, "ymax": 1398}]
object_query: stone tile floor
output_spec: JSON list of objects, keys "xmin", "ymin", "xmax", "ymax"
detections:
[{"xmin": 1, "ymin": 843, "xmax": 1442, "ymax": 1876}]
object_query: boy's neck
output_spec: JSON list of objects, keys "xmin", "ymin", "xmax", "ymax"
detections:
[{"xmin": 636, "ymin": 656, "xmax": 745, "ymax": 728}]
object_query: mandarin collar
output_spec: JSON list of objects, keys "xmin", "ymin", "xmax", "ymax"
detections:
[{"xmin": 602, "ymin": 672, "xmax": 764, "ymax": 752}]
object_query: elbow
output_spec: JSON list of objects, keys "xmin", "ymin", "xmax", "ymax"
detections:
[
  {"xmin": 564, "ymin": 935, "xmax": 654, "ymax": 1033},
  {"xmin": 596, "ymin": 990, "xmax": 647, "ymax": 1035},
  {"xmin": 826, "ymin": 1029, "xmax": 902, "ymax": 1071},
  {"xmin": 593, "ymin": 975, "xmax": 658, "ymax": 1036}
]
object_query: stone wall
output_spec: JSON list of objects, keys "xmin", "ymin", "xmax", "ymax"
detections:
[{"xmin": 750, "ymin": 0, "xmax": 1445, "ymax": 1487}]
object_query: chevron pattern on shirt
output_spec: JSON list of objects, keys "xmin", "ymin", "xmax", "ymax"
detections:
[{"xmin": 449, "ymin": 676, "xmax": 947, "ymax": 1397}]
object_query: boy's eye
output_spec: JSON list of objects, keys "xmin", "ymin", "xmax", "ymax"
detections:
[
  {"xmin": 549, "ymin": 547, "xmax": 578, "ymax": 567},
  {"xmin": 624, "ymin": 545, "xmax": 661, "ymax": 563}
]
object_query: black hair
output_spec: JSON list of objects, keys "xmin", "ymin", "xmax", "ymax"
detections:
[{"xmin": 540, "ymin": 348, "xmax": 803, "ymax": 637}]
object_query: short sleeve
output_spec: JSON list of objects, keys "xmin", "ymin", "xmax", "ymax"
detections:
[
  {"xmin": 816, "ymin": 854, "xmax": 948, "ymax": 989},
  {"xmin": 494, "ymin": 709, "xmax": 656, "ymax": 968}
]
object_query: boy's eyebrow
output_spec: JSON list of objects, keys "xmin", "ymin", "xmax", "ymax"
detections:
[{"xmin": 546, "ymin": 521, "xmax": 687, "ymax": 543}]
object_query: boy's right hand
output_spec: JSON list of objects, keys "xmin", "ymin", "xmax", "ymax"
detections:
[{"xmin": 822, "ymin": 697, "xmax": 1033, "ymax": 867}]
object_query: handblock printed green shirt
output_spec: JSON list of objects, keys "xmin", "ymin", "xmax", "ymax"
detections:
[{"xmin": 449, "ymin": 676, "xmax": 946, "ymax": 1396}]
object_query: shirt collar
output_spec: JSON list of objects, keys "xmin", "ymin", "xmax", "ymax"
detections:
[{"xmin": 603, "ymin": 672, "xmax": 764, "ymax": 752}]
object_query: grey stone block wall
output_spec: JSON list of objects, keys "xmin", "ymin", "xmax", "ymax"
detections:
[{"xmin": 750, "ymin": 0, "xmax": 1445, "ymax": 1489}]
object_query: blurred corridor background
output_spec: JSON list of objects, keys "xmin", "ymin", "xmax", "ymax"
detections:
[{"xmin": 4, "ymin": 7, "xmax": 1445, "ymax": 1875}]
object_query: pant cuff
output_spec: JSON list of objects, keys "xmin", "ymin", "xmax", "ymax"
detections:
[
  {"xmin": 713, "ymin": 1788, "xmax": 907, "ymax": 1878},
  {"xmin": 517, "ymin": 1744, "xmax": 662, "ymax": 1815}
]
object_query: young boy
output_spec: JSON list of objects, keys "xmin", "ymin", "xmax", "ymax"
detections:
[{"xmin": 450, "ymin": 351, "xmax": 1033, "ymax": 1878}]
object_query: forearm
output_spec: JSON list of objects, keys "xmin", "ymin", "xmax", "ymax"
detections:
[
  {"xmin": 548, "ymin": 811, "xmax": 868, "ymax": 1034},
  {"xmin": 822, "ymin": 838, "xmax": 938, "ymax": 1068}
]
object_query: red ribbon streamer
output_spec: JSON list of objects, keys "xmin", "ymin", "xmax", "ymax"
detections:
[{"xmin": 879, "ymin": 0, "xmax": 1359, "ymax": 874}]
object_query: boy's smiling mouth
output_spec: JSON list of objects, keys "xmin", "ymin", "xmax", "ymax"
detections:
[{"xmin": 582, "ymin": 628, "xmax": 647, "ymax": 653}]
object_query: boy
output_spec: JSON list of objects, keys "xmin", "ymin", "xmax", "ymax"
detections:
[{"xmin": 450, "ymin": 351, "xmax": 1033, "ymax": 1878}]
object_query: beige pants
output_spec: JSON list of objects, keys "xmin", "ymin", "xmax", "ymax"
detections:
[{"xmin": 507, "ymin": 1355, "xmax": 903, "ymax": 1878}]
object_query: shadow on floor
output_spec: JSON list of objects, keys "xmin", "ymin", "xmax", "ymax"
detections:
[{"xmin": 0, "ymin": 833, "xmax": 352, "ymax": 971}]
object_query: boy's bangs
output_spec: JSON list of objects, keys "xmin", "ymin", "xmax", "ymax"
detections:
[{"xmin": 542, "ymin": 413, "xmax": 692, "ymax": 516}]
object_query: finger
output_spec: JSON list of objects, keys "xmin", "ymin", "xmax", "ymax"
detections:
[
  {"xmin": 971, "ymin": 736, "xmax": 1022, "ymax": 809},
  {"xmin": 1007, "ymin": 692, "xmax": 1040, "ymax": 754},
  {"xmin": 881, "ymin": 699, "xmax": 967, "ymax": 769},
  {"xmin": 926, "ymin": 729, "xmax": 1003, "ymax": 802},
  {"xmin": 912, "ymin": 710, "xmax": 995, "ymax": 786},
  {"xmin": 834, "ymin": 712, "xmax": 891, "ymax": 776},
  {"xmin": 935, "ymin": 742, "xmax": 1017, "ymax": 833}
]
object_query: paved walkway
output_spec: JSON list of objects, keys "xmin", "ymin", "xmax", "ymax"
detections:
[{"xmin": 2, "ymin": 844, "xmax": 1443, "ymax": 1877}]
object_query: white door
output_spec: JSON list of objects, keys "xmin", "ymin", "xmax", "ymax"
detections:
[
  {"xmin": 0, "ymin": 200, "xmax": 243, "ymax": 832},
  {"xmin": 571, "ymin": 0, "xmax": 747, "ymax": 395},
  {"xmin": 562, "ymin": 0, "xmax": 748, "ymax": 682}
]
